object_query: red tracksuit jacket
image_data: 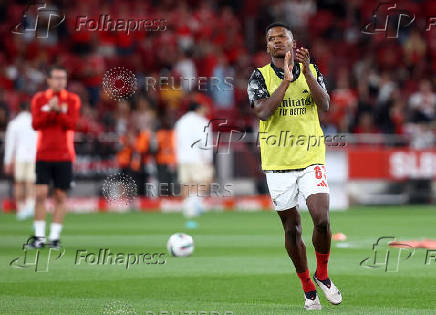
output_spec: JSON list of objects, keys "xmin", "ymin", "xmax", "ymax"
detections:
[{"xmin": 31, "ymin": 89, "xmax": 81, "ymax": 162}]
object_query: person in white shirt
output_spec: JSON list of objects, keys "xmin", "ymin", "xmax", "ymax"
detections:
[
  {"xmin": 4, "ymin": 102, "xmax": 37, "ymax": 220},
  {"xmin": 174, "ymin": 102, "xmax": 213, "ymax": 218},
  {"xmin": 409, "ymin": 79, "xmax": 435, "ymax": 122}
]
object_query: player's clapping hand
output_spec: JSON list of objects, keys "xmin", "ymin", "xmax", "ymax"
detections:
[
  {"xmin": 60, "ymin": 103, "xmax": 68, "ymax": 113},
  {"xmin": 284, "ymin": 51, "xmax": 294, "ymax": 82},
  {"xmin": 48, "ymin": 97, "xmax": 60, "ymax": 112},
  {"xmin": 295, "ymin": 47, "xmax": 311, "ymax": 75}
]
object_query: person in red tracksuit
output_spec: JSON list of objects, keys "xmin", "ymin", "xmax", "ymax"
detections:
[{"xmin": 27, "ymin": 65, "xmax": 81, "ymax": 249}]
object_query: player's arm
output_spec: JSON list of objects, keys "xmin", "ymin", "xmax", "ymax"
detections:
[
  {"xmin": 200, "ymin": 119, "xmax": 213, "ymax": 163},
  {"xmin": 3, "ymin": 122, "xmax": 16, "ymax": 175},
  {"xmin": 31, "ymin": 94, "xmax": 58, "ymax": 130},
  {"xmin": 296, "ymin": 47, "xmax": 330, "ymax": 112},
  {"xmin": 57, "ymin": 94, "xmax": 81, "ymax": 130},
  {"xmin": 173, "ymin": 122, "xmax": 182, "ymax": 163},
  {"xmin": 253, "ymin": 82, "xmax": 289, "ymax": 121},
  {"xmin": 248, "ymin": 51, "xmax": 294, "ymax": 121}
]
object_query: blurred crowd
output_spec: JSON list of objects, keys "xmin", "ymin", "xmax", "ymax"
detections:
[{"xmin": 0, "ymin": 0, "xmax": 435, "ymax": 151}]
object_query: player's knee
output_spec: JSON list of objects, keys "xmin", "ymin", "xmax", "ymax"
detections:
[
  {"xmin": 284, "ymin": 222, "xmax": 302, "ymax": 244},
  {"xmin": 314, "ymin": 218, "xmax": 330, "ymax": 234},
  {"xmin": 54, "ymin": 189, "xmax": 67, "ymax": 202},
  {"xmin": 35, "ymin": 191, "xmax": 46, "ymax": 203},
  {"xmin": 15, "ymin": 189, "xmax": 25, "ymax": 200}
]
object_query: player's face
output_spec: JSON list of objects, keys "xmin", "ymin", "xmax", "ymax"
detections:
[
  {"xmin": 266, "ymin": 27, "xmax": 295, "ymax": 58},
  {"xmin": 47, "ymin": 69, "xmax": 67, "ymax": 92}
]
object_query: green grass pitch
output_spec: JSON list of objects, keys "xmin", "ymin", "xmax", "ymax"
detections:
[{"xmin": 1, "ymin": 205, "xmax": 435, "ymax": 314}]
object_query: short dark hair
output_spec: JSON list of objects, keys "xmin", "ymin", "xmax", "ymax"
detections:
[
  {"xmin": 266, "ymin": 22, "xmax": 293, "ymax": 35},
  {"xmin": 19, "ymin": 101, "xmax": 30, "ymax": 111},
  {"xmin": 188, "ymin": 101, "xmax": 201, "ymax": 112},
  {"xmin": 46, "ymin": 65, "xmax": 67, "ymax": 78}
]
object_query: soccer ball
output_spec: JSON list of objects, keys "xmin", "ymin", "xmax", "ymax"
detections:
[{"xmin": 167, "ymin": 233, "xmax": 194, "ymax": 257}]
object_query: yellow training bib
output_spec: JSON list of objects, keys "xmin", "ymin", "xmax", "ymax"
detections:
[{"xmin": 257, "ymin": 63, "xmax": 325, "ymax": 170}]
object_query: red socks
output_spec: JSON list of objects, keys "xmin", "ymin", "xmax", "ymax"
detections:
[
  {"xmin": 296, "ymin": 252, "xmax": 330, "ymax": 293},
  {"xmin": 296, "ymin": 268, "xmax": 316, "ymax": 292},
  {"xmin": 315, "ymin": 251, "xmax": 330, "ymax": 280}
]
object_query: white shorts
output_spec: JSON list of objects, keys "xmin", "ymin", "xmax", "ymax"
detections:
[
  {"xmin": 15, "ymin": 162, "xmax": 36, "ymax": 183},
  {"xmin": 265, "ymin": 164, "xmax": 329, "ymax": 211},
  {"xmin": 178, "ymin": 163, "xmax": 214, "ymax": 184}
]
